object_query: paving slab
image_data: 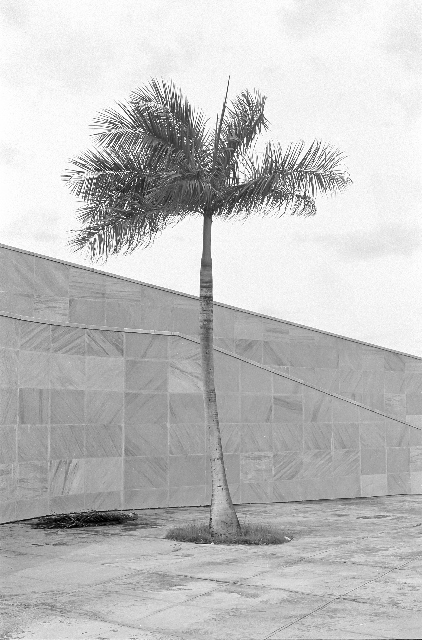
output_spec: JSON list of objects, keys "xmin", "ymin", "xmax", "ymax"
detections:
[{"xmin": 0, "ymin": 495, "xmax": 421, "ymax": 639}]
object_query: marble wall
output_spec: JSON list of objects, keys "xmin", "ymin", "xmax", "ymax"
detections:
[
  {"xmin": 1, "ymin": 314, "xmax": 421, "ymax": 524},
  {"xmin": 1, "ymin": 243, "xmax": 422, "ymax": 430}
]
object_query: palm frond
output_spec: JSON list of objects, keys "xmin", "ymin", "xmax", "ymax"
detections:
[{"xmin": 92, "ymin": 78, "xmax": 213, "ymax": 173}]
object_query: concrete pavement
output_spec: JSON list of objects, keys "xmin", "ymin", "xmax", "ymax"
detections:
[{"xmin": 0, "ymin": 496, "xmax": 421, "ymax": 639}]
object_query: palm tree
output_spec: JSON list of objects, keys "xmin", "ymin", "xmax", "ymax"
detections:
[{"xmin": 63, "ymin": 78, "xmax": 351, "ymax": 538}]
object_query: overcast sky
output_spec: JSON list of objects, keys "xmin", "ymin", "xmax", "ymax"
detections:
[{"xmin": 1, "ymin": 0, "xmax": 421, "ymax": 355}]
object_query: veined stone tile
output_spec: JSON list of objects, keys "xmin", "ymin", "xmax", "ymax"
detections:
[
  {"xmin": 272, "ymin": 423, "xmax": 303, "ymax": 452},
  {"xmin": 105, "ymin": 299, "xmax": 143, "ymax": 330},
  {"xmin": 263, "ymin": 319, "xmax": 290, "ymax": 341},
  {"xmin": 234, "ymin": 313, "xmax": 264, "ymax": 340},
  {"xmin": 303, "ymin": 390, "xmax": 332, "ymax": 423},
  {"xmin": 0, "ymin": 248, "xmax": 34, "ymax": 293},
  {"xmin": 361, "ymin": 448, "xmax": 386, "ymax": 474},
  {"xmin": 289, "ymin": 341, "xmax": 318, "ymax": 368},
  {"xmin": 219, "ymin": 423, "xmax": 241, "ymax": 453},
  {"xmin": 169, "ymin": 393, "xmax": 204, "ymax": 424},
  {"xmin": 384, "ymin": 351, "xmax": 406, "ymax": 372},
  {"xmin": 240, "ymin": 423, "xmax": 272, "ymax": 453},
  {"xmin": 338, "ymin": 344, "xmax": 363, "ymax": 370},
  {"xmin": 126, "ymin": 392, "xmax": 168, "ymax": 425},
  {"xmin": 0, "ymin": 317, "xmax": 18, "ymax": 349},
  {"xmin": 69, "ymin": 298, "xmax": 106, "ymax": 326},
  {"xmin": 410, "ymin": 471, "xmax": 422, "ymax": 493},
  {"xmin": 124, "ymin": 487, "xmax": 168, "ymax": 509},
  {"xmin": 171, "ymin": 306, "xmax": 199, "ymax": 336},
  {"xmin": 169, "ymin": 423, "xmax": 205, "ymax": 455},
  {"xmin": 360, "ymin": 422, "xmax": 386, "ymax": 448},
  {"xmin": 49, "ymin": 459, "xmax": 85, "ymax": 496},
  {"xmin": 18, "ymin": 351, "xmax": 49, "ymax": 387},
  {"xmin": 331, "ymin": 398, "xmax": 359, "ymax": 423},
  {"xmin": 50, "ymin": 389, "xmax": 85, "ymax": 424},
  {"xmin": 0, "ymin": 500, "xmax": 16, "ymax": 523},
  {"xmin": 332, "ymin": 449, "xmax": 360, "ymax": 476},
  {"xmin": 169, "ymin": 336, "xmax": 200, "ymax": 361},
  {"xmin": 50, "ymin": 425, "xmax": 84, "ymax": 459},
  {"xmin": 273, "ymin": 451, "xmax": 303, "ymax": 481},
  {"xmin": 17, "ymin": 425, "xmax": 48, "ymax": 462},
  {"xmin": 214, "ymin": 305, "xmax": 235, "ymax": 341},
  {"xmin": 19, "ymin": 388, "xmax": 49, "ymax": 425},
  {"xmin": 302, "ymin": 478, "xmax": 335, "ymax": 501},
  {"xmin": 241, "ymin": 394, "xmax": 272, "ymax": 423},
  {"xmin": 86, "ymin": 391, "xmax": 123, "ymax": 425},
  {"xmin": 340, "ymin": 369, "xmax": 384, "ymax": 394},
  {"xmin": 387, "ymin": 447, "xmax": 410, "ymax": 473},
  {"xmin": 360, "ymin": 473, "xmax": 387, "ymax": 497},
  {"xmin": 240, "ymin": 452, "xmax": 272, "ymax": 483},
  {"xmin": 69, "ymin": 268, "xmax": 106, "ymax": 299},
  {"xmin": 214, "ymin": 351, "xmax": 240, "ymax": 393},
  {"xmin": 19, "ymin": 321, "xmax": 51, "ymax": 352},
  {"xmin": 385, "ymin": 421, "xmax": 410, "ymax": 447},
  {"xmin": 126, "ymin": 359, "xmax": 168, "ymax": 392},
  {"xmin": 85, "ymin": 491, "xmax": 121, "ymax": 511},
  {"xmin": 332, "ymin": 423, "xmax": 360, "ymax": 450},
  {"xmin": 301, "ymin": 451, "xmax": 332, "ymax": 478},
  {"xmin": 168, "ymin": 359, "xmax": 201, "ymax": 393},
  {"xmin": 404, "ymin": 372, "xmax": 422, "ymax": 393},
  {"xmin": 51, "ymin": 325, "xmax": 86, "ymax": 355},
  {"xmin": 235, "ymin": 339, "xmax": 263, "ymax": 363},
  {"xmin": 240, "ymin": 362, "xmax": 272, "ymax": 394},
  {"xmin": 15, "ymin": 498, "xmax": 49, "ymax": 521},
  {"xmin": 0, "ymin": 425, "xmax": 16, "ymax": 463},
  {"xmin": 169, "ymin": 485, "xmax": 207, "ymax": 507},
  {"xmin": 141, "ymin": 304, "xmax": 173, "ymax": 332},
  {"xmin": 409, "ymin": 425, "xmax": 422, "ymax": 445},
  {"xmin": 0, "ymin": 388, "xmax": 18, "ymax": 425},
  {"xmin": 86, "ymin": 329, "xmax": 123, "ymax": 358},
  {"xmin": 50, "ymin": 354, "xmax": 85, "ymax": 390},
  {"xmin": 360, "ymin": 392, "xmax": 385, "ymax": 413},
  {"xmin": 303, "ymin": 422, "xmax": 332, "ymax": 450},
  {"xmin": 0, "ymin": 291, "xmax": 34, "ymax": 317},
  {"xmin": 0, "ymin": 348, "xmax": 18, "ymax": 387},
  {"xmin": 273, "ymin": 375, "xmax": 302, "ymax": 395},
  {"xmin": 216, "ymin": 394, "xmax": 241, "ymax": 423},
  {"xmin": 169, "ymin": 454, "xmax": 206, "ymax": 487},
  {"xmin": 33, "ymin": 258, "xmax": 69, "ymax": 297},
  {"xmin": 410, "ymin": 446, "xmax": 422, "ymax": 472},
  {"xmin": 384, "ymin": 394, "xmax": 406, "ymax": 420},
  {"xmin": 124, "ymin": 422, "xmax": 168, "ymax": 457},
  {"xmin": 125, "ymin": 333, "xmax": 168, "ymax": 360},
  {"xmin": 85, "ymin": 424, "xmax": 122, "ymax": 457},
  {"xmin": 84, "ymin": 457, "xmax": 122, "ymax": 493},
  {"xmin": 385, "ymin": 371, "xmax": 406, "ymax": 394},
  {"xmin": 105, "ymin": 277, "xmax": 143, "ymax": 301},
  {"xmin": 314, "ymin": 345, "xmax": 339, "ymax": 369},
  {"xmin": 240, "ymin": 481, "xmax": 273, "ymax": 504},
  {"xmin": 361, "ymin": 346, "xmax": 385, "ymax": 371},
  {"xmin": 16, "ymin": 461, "xmax": 48, "ymax": 499},
  {"xmin": 49, "ymin": 494, "xmax": 85, "ymax": 515},
  {"xmin": 141, "ymin": 286, "xmax": 179, "ymax": 307},
  {"xmin": 331, "ymin": 474, "xmax": 361, "ymax": 499},
  {"xmin": 273, "ymin": 478, "xmax": 303, "ymax": 502},
  {"xmin": 406, "ymin": 392, "xmax": 422, "ymax": 415},
  {"xmin": 124, "ymin": 456, "xmax": 168, "ymax": 489},
  {"xmin": 33, "ymin": 296, "xmax": 69, "ymax": 323},
  {"xmin": 86, "ymin": 357, "xmax": 124, "ymax": 390},
  {"xmin": 263, "ymin": 340, "xmax": 290, "ymax": 367},
  {"xmin": 404, "ymin": 356, "xmax": 422, "ymax": 372},
  {"xmin": 359, "ymin": 406, "xmax": 384, "ymax": 423},
  {"xmin": 273, "ymin": 394, "xmax": 303, "ymax": 422},
  {"xmin": 387, "ymin": 472, "xmax": 411, "ymax": 495},
  {"xmin": 0, "ymin": 463, "xmax": 16, "ymax": 501}
]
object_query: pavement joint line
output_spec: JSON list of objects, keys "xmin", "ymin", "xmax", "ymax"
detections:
[{"xmin": 261, "ymin": 554, "xmax": 422, "ymax": 639}]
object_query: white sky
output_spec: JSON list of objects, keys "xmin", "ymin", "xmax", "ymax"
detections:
[{"xmin": 1, "ymin": 0, "xmax": 421, "ymax": 355}]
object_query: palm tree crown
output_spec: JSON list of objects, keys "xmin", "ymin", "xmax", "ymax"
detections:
[{"xmin": 63, "ymin": 77, "xmax": 351, "ymax": 258}]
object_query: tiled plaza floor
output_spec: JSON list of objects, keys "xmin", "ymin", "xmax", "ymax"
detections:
[{"xmin": 0, "ymin": 495, "xmax": 421, "ymax": 639}]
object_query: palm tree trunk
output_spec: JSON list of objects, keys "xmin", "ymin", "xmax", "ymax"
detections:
[{"xmin": 200, "ymin": 212, "xmax": 241, "ymax": 537}]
